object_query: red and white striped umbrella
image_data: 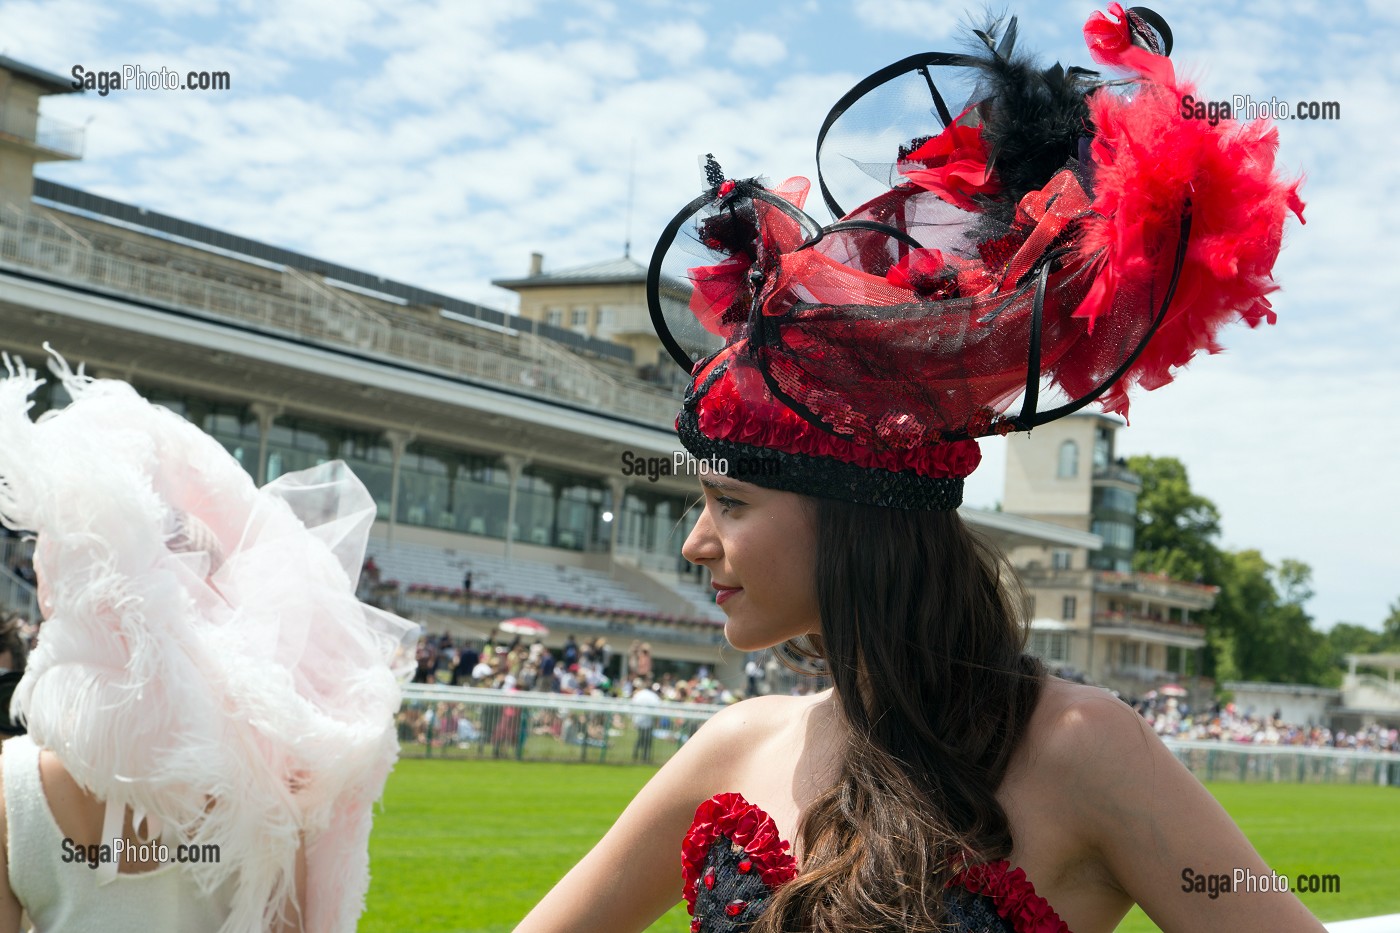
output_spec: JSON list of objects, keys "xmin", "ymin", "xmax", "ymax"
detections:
[{"xmin": 498, "ymin": 617, "xmax": 549, "ymax": 638}]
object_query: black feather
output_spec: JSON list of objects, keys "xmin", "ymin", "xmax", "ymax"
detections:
[{"xmin": 959, "ymin": 14, "xmax": 1103, "ymax": 228}]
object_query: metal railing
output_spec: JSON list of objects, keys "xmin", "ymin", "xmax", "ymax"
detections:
[
  {"xmin": 394, "ymin": 686, "xmax": 1398, "ymax": 784},
  {"xmin": 1345, "ymin": 674, "xmax": 1400, "ymax": 698},
  {"xmin": 0, "ymin": 203, "xmax": 678, "ymax": 426},
  {"xmin": 0, "ymin": 107, "xmax": 85, "ymax": 159},
  {"xmin": 1092, "ymin": 611, "xmax": 1205, "ymax": 638},
  {"xmin": 1163, "ymin": 738, "xmax": 1398, "ymax": 786},
  {"xmin": 1092, "ymin": 463, "xmax": 1141, "ymax": 486},
  {"xmin": 398, "ymin": 683, "xmax": 722, "ymax": 767},
  {"xmin": 1092, "ymin": 570, "xmax": 1217, "ymax": 607}
]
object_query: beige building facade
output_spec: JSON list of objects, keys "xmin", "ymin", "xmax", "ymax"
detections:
[
  {"xmin": 1004, "ymin": 413, "xmax": 1216, "ymax": 701},
  {"xmin": 0, "ymin": 57, "xmax": 83, "ymax": 205}
]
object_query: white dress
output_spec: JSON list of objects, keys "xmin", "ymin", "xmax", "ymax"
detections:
[{"xmin": 4, "ymin": 734, "xmax": 234, "ymax": 932}]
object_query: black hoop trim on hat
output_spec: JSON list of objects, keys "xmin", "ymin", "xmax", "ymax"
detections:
[
  {"xmin": 676, "ymin": 407, "xmax": 965, "ymax": 511},
  {"xmin": 648, "ymin": 185, "xmax": 823, "ymax": 375},
  {"xmin": 1127, "ymin": 7, "xmax": 1172, "ymax": 57},
  {"xmin": 1018, "ymin": 201, "xmax": 1193, "ymax": 427},
  {"xmin": 814, "ymin": 51, "xmax": 977, "ymax": 220},
  {"xmin": 1017, "ymin": 260, "xmax": 1051, "ymax": 425}
]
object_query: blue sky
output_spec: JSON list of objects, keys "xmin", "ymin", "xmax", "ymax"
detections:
[{"xmin": 4, "ymin": 0, "xmax": 1398, "ymax": 633}]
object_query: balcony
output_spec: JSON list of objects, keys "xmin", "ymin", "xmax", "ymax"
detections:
[
  {"xmin": 1092, "ymin": 570, "xmax": 1217, "ymax": 610},
  {"xmin": 1092, "ymin": 610, "xmax": 1205, "ymax": 647},
  {"xmin": 0, "ymin": 106, "xmax": 84, "ymax": 159},
  {"xmin": 1093, "ymin": 463, "xmax": 1141, "ymax": 487}
]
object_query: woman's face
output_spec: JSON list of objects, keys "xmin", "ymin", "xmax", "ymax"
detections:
[{"xmin": 682, "ymin": 477, "xmax": 820, "ymax": 651}]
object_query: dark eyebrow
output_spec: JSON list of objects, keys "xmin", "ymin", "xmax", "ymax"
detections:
[{"xmin": 699, "ymin": 477, "xmax": 744, "ymax": 494}]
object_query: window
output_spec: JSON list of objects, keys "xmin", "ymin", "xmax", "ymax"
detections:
[
  {"xmin": 545, "ymin": 307, "xmax": 564, "ymax": 327},
  {"xmin": 1030, "ymin": 631, "xmax": 1070, "ymax": 663},
  {"xmin": 1094, "ymin": 486, "xmax": 1138, "ymax": 515},
  {"xmin": 1052, "ymin": 549, "xmax": 1073, "ymax": 570},
  {"xmin": 1062, "ymin": 595, "xmax": 1077, "ymax": 621},
  {"xmin": 1093, "ymin": 426, "xmax": 1112, "ymax": 471},
  {"xmin": 571, "ymin": 306, "xmax": 589, "ymax": 329},
  {"xmin": 1091, "ymin": 520, "xmax": 1135, "ymax": 550},
  {"xmin": 1057, "ymin": 440, "xmax": 1078, "ymax": 478}
]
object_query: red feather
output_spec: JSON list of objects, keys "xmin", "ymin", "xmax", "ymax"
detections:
[{"xmin": 1073, "ymin": 68, "xmax": 1305, "ymax": 418}]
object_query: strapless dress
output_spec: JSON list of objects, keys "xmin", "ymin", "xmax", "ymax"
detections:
[{"xmin": 683, "ymin": 793, "xmax": 1072, "ymax": 933}]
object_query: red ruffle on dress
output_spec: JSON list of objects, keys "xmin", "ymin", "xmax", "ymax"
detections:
[{"xmin": 682, "ymin": 793, "xmax": 1072, "ymax": 933}]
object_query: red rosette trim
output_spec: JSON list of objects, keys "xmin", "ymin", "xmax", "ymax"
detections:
[
  {"xmin": 694, "ymin": 357, "xmax": 982, "ymax": 480},
  {"xmin": 950, "ymin": 859, "xmax": 1073, "ymax": 933},
  {"xmin": 897, "ymin": 117, "xmax": 1001, "ymax": 211},
  {"xmin": 682, "ymin": 793, "xmax": 799, "ymax": 915}
]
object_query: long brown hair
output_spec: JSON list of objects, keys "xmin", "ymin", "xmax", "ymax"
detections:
[{"xmin": 753, "ymin": 499, "xmax": 1043, "ymax": 932}]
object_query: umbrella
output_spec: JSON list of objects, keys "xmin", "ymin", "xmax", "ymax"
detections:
[
  {"xmin": 498, "ymin": 617, "xmax": 549, "ymax": 638},
  {"xmin": 1159, "ymin": 683, "xmax": 1188, "ymax": 697}
]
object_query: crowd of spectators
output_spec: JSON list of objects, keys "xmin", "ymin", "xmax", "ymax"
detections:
[
  {"xmin": 409, "ymin": 631, "xmax": 745, "ymax": 705},
  {"xmin": 1132, "ymin": 696, "xmax": 1398, "ymax": 753}
]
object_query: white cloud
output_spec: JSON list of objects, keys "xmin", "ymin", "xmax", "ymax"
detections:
[
  {"xmin": 728, "ymin": 31, "xmax": 786, "ymax": 67},
  {"xmin": 850, "ymin": 0, "xmax": 963, "ymax": 41},
  {"xmin": 0, "ymin": 0, "xmax": 117, "ymax": 71},
  {"xmin": 633, "ymin": 20, "xmax": 706, "ymax": 67},
  {"xmin": 244, "ymin": 0, "xmax": 384, "ymax": 60}
]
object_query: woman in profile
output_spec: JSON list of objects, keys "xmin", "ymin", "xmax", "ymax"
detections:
[
  {"xmin": 0, "ymin": 352, "xmax": 416, "ymax": 932},
  {"xmin": 519, "ymin": 6, "xmax": 1317, "ymax": 932}
]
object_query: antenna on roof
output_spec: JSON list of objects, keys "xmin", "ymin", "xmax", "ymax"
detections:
[{"xmin": 623, "ymin": 138, "xmax": 636, "ymax": 258}]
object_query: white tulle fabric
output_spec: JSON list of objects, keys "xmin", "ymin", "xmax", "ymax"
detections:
[{"xmin": 0, "ymin": 351, "xmax": 419, "ymax": 933}]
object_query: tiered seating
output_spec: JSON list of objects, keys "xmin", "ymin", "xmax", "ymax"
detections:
[
  {"xmin": 367, "ymin": 541, "xmax": 721, "ymax": 627},
  {"xmin": 668, "ymin": 580, "xmax": 725, "ymax": 625}
]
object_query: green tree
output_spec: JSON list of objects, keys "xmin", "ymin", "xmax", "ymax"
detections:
[
  {"xmin": 1213, "ymin": 551, "xmax": 1327, "ymax": 684},
  {"xmin": 1384, "ymin": 599, "xmax": 1400, "ymax": 647},
  {"xmin": 1127, "ymin": 455, "xmax": 1227, "ymax": 675},
  {"xmin": 1127, "ymin": 455, "xmax": 1331, "ymax": 684},
  {"xmin": 1125, "ymin": 455, "xmax": 1223, "ymax": 583}
]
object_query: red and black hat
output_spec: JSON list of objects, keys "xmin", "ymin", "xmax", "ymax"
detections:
[{"xmin": 647, "ymin": 4, "xmax": 1304, "ymax": 510}]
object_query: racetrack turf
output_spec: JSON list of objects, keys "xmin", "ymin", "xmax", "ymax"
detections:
[{"xmin": 361, "ymin": 758, "xmax": 1398, "ymax": 932}]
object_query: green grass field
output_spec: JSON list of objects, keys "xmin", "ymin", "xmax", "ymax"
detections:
[{"xmin": 362, "ymin": 758, "xmax": 1399, "ymax": 932}]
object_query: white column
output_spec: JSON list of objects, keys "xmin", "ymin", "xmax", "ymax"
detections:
[
  {"xmin": 248, "ymin": 402, "xmax": 283, "ymax": 486},
  {"xmin": 607, "ymin": 476, "xmax": 627, "ymax": 576},
  {"xmin": 384, "ymin": 430, "xmax": 414, "ymax": 546},
  {"xmin": 503, "ymin": 454, "xmax": 529, "ymax": 562}
]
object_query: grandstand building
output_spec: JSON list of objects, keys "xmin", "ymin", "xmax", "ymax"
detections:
[
  {"xmin": 1001, "ymin": 413, "xmax": 1218, "ymax": 702},
  {"xmin": 1, "ymin": 55, "xmax": 1101, "ymax": 689}
]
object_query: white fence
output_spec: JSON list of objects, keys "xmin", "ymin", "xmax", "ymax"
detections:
[
  {"xmin": 398, "ymin": 684, "xmax": 722, "ymax": 766},
  {"xmin": 1162, "ymin": 738, "xmax": 1398, "ymax": 786},
  {"xmin": 399, "ymin": 685, "xmax": 1398, "ymax": 784}
]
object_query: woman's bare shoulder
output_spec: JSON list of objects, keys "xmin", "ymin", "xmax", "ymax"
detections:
[
  {"xmin": 1023, "ymin": 677, "xmax": 1152, "ymax": 764},
  {"xmin": 684, "ymin": 691, "xmax": 832, "ymax": 770}
]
